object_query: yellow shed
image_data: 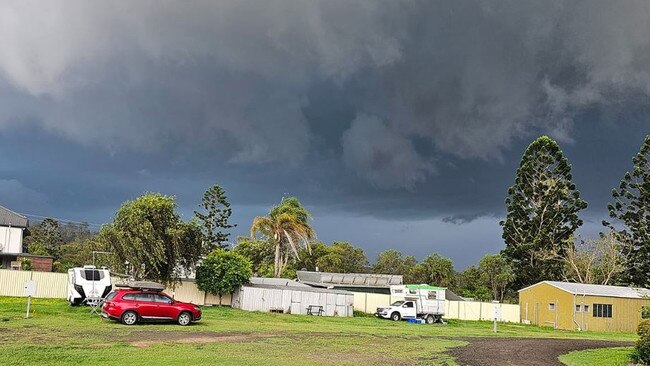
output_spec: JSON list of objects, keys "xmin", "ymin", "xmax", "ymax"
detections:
[{"xmin": 519, "ymin": 281, "xmax": 650, "ymax": 332}]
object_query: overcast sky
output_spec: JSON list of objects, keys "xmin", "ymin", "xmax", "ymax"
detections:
[{"xmin": 1, "ymin": 1, "xmax": 650, "ymax": 269}]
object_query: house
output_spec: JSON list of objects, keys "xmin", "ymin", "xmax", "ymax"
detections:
[
  {"xmin": 519, "ymin": 280, "xmax": 650, "ymax": 332},
  {"xmin": 0, "ymin": 205, "xmax": 53, "ymax": 271},
  {"xmin": 231, "ymin": 277, "xmax": 354, "ymax": 317}
]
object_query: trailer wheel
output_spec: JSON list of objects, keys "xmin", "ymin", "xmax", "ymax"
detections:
[
  {"xmin": 121, "ymin": 311, "xmax": 138, "ymax": 325},
  {"xmin": 425, "ymin": 315, "xmax": 435, "ymax": 324},
  {"xmin": 390, "ymin": 312, "xmax": 401, "ymax": 321}
]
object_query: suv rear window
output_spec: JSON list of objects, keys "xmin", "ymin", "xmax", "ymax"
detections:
[
  {"xmin": 135, "ymin": 293, "xmax": 155, "ymax": 302},
  {"xmin": 105, "ymin": 291, "xmax": 117, "ymax": 301}
]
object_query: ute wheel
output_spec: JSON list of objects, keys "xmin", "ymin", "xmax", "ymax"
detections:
[
  {"xmin": 178, "ymin": 311, "xmax": 192, "ymax": 326},
  {"xmin": 121, "ymin": 311, "xmax": 138, "ymax": 325},
  {"xmin": 426, "ymin": 315, "xmax": 435, "ymax": 324},
  {"xmin": 390, "ymin": 312, "xmax": 401, "ymax": 321}
]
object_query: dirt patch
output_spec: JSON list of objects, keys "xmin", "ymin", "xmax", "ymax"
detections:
[
  {"xmin": 126, "ymin": 331, "xmax": 269, "ymax": 348},
  {"xmin": 447, "ymin": 337, "xmax": 632, "ymax": 366}
]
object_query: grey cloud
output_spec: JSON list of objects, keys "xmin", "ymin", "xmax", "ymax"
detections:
[
  {"xmin": 1, "ymin": 1, "xmax": 650, "ymax": 189},
  {"xmin": 341, "ymin": 113, "xmax": 434, "ymax": 189}
]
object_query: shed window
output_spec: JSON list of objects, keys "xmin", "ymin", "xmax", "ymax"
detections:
[
  {"xmin": 593, "ymin": 304, "xmax": 612, "ymax": 318},
  {"xmin": 583, "ymin": 305, "xmax": 589, "ymax": 313},
  {"xmin": 549, "ymin": 303, "xmax": 555, "ymax": 311},
  {"xmin": 642, "ymin": 306, "xmax": 650, "ymax": 319},
  {"xmin": 575, "ymin": 305, "xmax": 581, "ymax": 312}
]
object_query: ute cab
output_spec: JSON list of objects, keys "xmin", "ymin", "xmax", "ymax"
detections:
[{"xmin": 101, "ymin": 281, "xmax": 202, "ymax": 326}]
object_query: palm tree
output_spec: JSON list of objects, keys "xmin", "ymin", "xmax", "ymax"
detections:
[{"xmin": 250, "ymin": 197, "xmax": 315, "ymax": 277}]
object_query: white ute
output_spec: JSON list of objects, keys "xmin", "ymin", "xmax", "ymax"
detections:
[
  {"xmin": 67, "ymin": 265, "xmax": 112, "ymax": 305},
  {"xmin": 376, "ymin": 285, "xmax": 446, "ymax": 324}
]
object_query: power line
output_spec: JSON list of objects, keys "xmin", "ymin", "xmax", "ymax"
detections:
[{"xmin": 20, "ymin": 213, "xmax": 104, "ymax": 228}]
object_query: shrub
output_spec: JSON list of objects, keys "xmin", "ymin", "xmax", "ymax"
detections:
[
  {"xmin": 195, "ymin": 249, "xmax": 252, "ymax": 305},
  {"xmin": 19, "ymin": 258, "xmax": 33, "ymax": 271},
  {"xmin": 631, "ymin": 320, "xmax": 650, "ymax": 364}
]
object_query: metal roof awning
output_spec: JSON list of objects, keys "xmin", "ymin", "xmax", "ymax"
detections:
[{"xmin": 0, "ymin": 205, "xmax": 28, "ymax": 228}]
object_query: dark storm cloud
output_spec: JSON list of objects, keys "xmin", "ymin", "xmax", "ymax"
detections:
[{"xmin": 1, "ymin": 1, "xmax": 650, "ymax": 266}]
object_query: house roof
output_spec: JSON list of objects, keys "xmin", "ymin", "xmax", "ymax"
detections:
[
  {"xmin": 296, "ymin": 270, "xmax": 403, "ymax": 288},
  {"xmin": 0, "ymin": 205, "xmax": 28, "ymax": 228},
  {"xmin": 519, "ymin": 280, "xmax": 650, "ymax": 299},
  {"xmin": 244, "ymin": 277, "xmax": 352, "ymax": 295}
]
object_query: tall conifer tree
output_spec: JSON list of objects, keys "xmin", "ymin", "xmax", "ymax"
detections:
[
  {"xmin": 604, "ymin": 136, "xmax": 650, "ymax": 287},
  {"xmin": 501, "ymin": 136, "xmax": 588, "ymax": 289}
]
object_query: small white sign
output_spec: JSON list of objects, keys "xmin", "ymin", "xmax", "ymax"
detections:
[
  {"xmin": 493, "ymin": 307, "xmax": 502, "ymax": 320},
  {"xmin": 24, "ymin": 280, "xmax": 37, "ymax": 296}
]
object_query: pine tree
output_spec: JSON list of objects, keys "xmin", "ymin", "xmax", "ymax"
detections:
[
  {"xmin": 604, "ymin": 136, "xmax": 650, "ymax": 287},
  {"xmin": 500, "ymin": 136, "xmax": 588, "ymax": 289},
  {"xmin": 195, "ymin": 184, "xmax": 236, "ymax": 252}
]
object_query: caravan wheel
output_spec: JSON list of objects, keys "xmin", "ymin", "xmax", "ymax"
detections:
[{"xmin": 425, "ymin": 315, "xmax": 435, "ymax": 324}]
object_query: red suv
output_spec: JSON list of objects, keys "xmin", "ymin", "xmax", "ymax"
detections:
[{"xmin": 101, "ymin": 288, "xmax": 202, "ymax": 326}]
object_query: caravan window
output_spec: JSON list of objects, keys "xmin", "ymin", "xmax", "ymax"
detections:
[
  {"xmin": 80, "ymin": 269, "xmax": 104, "ymax": 281},
  {"xmin": 427, "ymin": 291, "xmax": 437, "ymax": 300}
]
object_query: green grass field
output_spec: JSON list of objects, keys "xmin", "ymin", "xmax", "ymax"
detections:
[{"xmin": 0, "ymin": 297, "xmax": 637, "ymax": 365}]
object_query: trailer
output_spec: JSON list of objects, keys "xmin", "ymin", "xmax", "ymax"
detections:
[
  {"xmin": 67, "ymin": 265, "xmax": 112, "ymax": 305},
  {"xmin": 376, "ymin": 284, "xmax": 446, "ymax": 324}
]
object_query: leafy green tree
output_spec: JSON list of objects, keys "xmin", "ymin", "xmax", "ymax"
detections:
[
  {"xmin": 58, "ymin": 238, "xmax": 111, "ymax": 271},
  {"xmin": 456, "ymin": 265, "xmax": 491, "ymax": 301},
  {"xmin": 19, "ymin": 258, "xmax": 33, "ymax": 271},
  {"xmin": 250, "ymin": 197, "xmax": 315, "ymax": 277},
  {"xmin": 411, "ymin": 254, "xmax": 456, "ymax": 288},
  {"xmin": 233, "ymin": 236, "xmax": 276, "ymax": 277},
  {"xmin": 195, "ymin": 249, "xmax": 252, "ymax": 305},
  {"xmin": 373, "ymin": 250, "xmax": 417, "ymax": 276},
  {"xmin": 293, "ymin": 241, "xmax": 330, "ymax": 272},
  {"xmin": 604, "ymin": 136, "xmax": 650, "ymax": 287},
  {"xmin": 25, "ymin": 218, "xmax": 63, "ymax": 259},
  {"xmin": 478, "ymin": 254, "xmax": 513, "ymax": 302},
  {"xmin": 98, "ymin": 193, "xmax": 203, "ymax": 285},
  {"xmin": 194, "ymin": 184, "xmax": 236, "ymax": 251},
  {"xmin": 501, "ymin": 136, "xmax": 588, "ymax": 289},
  {"xmin": 315, "ymin": 241, "xmax": 368, "ymax": 273}
]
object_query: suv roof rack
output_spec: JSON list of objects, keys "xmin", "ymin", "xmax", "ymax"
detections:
[{"xmin": 115, "ymin": 281, "xmax": 165, "ymax": 291}]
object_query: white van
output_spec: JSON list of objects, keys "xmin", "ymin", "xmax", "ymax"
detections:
[{"xmin": 67, "ymin": 265, "xmax": 112, "ymax": 305}]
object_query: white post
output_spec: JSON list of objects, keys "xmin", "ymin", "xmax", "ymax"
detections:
[{"xmin": 26, "ymin": 295, "xmax": 31, "ymax": 319}]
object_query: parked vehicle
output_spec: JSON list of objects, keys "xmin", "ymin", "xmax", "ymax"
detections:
[
  {"xmin": 67, "ymin": 265, "xmax": 112, "ymax": 306},
  {"xmin": 376, "ymin": 284, "xmax": 446, "ymax": 324},
  {"xmin": 101, "ymin": 282, "xmax": 202, "ymax": 326}
]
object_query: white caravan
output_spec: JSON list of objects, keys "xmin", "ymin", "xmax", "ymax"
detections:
[
  {"xmin": 67, "ymin": 266, "xmax": 112, "ymax": 305},
  {"xmin": 376, "ymin": 284, "xmax": 446, "ymax": 324}
]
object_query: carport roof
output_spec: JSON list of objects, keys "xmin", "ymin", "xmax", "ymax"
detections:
[
  {"xmin": 519, "ymin": 281, "xmax": 650, "ymax": 299},
  {"xmin": 0, "ymin": 205, "xmax": 28, "ymax": 228}
]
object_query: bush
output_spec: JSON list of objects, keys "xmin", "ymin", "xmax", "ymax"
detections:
[
  {"xmin": 631, "ymin": 320, "xmax": 650, "ymax": 364},
  {"xmin": 19, "ymin": 258, "xmax": 33, "ymax": 271},
  {"xmin": 195, "ymin": 249, "xmax": 252, "ymax": 305}
]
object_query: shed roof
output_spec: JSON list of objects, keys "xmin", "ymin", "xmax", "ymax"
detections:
[
  {"xmin": 243, "ymin": 279, "xmax": 352, "ymax": 295},
  {"xmin": 519, "ymin": 281, "xmax": 650, "ymax": 299},
  {"xmin": 0, "ymin": 205, "xmax": 28, "ymax": 228},
  {"xmin": 296, "ymin": 270, "xmax": 402, "ymax": 288}
]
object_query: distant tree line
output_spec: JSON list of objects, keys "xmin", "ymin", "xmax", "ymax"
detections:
[{"xmin": 25, "ymin": 135, "xmax": 650, "ymax": 300}]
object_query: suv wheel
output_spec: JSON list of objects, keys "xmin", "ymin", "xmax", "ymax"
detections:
[
  {"xmin": 390, "ymin": 312, "xmax": 401, "ymax": 321},
  {"xmin": 177, "ymin": 312, "xmax": 192, "ymax": 326},
  {"xmin": 121, "ymin": 311, "xmax": 138, "ymax": 325}
]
